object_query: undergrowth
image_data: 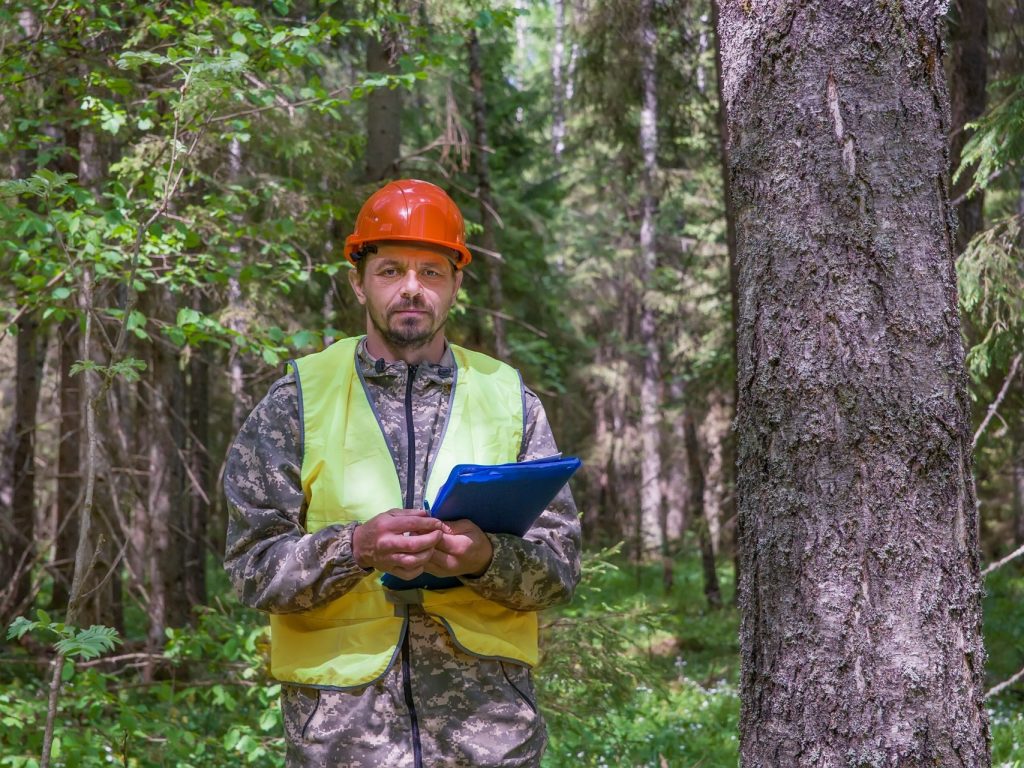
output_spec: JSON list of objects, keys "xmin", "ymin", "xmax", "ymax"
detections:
[{"xmin": 1, "ymin": 553, "xmax": 1022, "ymax": 766}]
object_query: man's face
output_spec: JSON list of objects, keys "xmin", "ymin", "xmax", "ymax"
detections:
[{"xmin": 348, "ymin": 243, "xmax": 463, "ymax": 354}]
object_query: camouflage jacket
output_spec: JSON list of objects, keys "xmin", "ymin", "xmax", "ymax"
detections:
[{"xmin": 223, "ymin": 338, "xmax": 582, "ymax": 618}]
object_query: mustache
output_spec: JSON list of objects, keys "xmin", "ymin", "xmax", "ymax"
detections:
[{"xmin": 389, "ymin": 298, "xmax": 428, "ymax": 312}]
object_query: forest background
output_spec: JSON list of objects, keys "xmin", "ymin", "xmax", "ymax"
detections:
[{"xmin": 0, "ymin": 0, "xmax": 1022, "ymax": 766}]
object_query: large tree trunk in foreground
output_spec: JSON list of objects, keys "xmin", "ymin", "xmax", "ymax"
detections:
[{"xmin": 718, "ymin": 3, "xmax": 990, "ymax": 765}]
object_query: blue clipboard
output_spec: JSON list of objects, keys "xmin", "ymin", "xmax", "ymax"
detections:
[{"xmin": 381, "ymin": 455, "xmax": 581, "ymax": 591}]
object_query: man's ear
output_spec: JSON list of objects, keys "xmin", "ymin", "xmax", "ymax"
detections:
[{"xmin": 348, "ymin": 267, "xmax": 367, "ymax": 305}]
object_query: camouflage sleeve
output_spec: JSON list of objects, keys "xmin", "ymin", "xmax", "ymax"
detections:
[
  {"xmin": 223, "ymin": 375, "xmax": 371, "ymax": 614},
  {"xmin": 459, "ymin": 389, "xmax": 582, "ymax": 611}
]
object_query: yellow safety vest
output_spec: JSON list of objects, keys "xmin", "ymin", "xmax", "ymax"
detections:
[{"xmin": 269, "ymin": 336, "xmax": 539, "ymax": 689}]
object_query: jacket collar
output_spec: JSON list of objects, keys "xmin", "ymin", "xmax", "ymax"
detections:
[{"xmin": 356, "ymin": 337, "xmax": 455, "ymax": 385}]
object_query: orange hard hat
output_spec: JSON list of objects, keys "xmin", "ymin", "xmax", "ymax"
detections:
[{"xmin": 344, "ymin": 179, "xmax": 473, "ymax": 269}]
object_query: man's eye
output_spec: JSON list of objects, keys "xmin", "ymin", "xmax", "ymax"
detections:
[
  {"xmin": 423, "ymin": 269, "xmax": 441, "ymax": 278},
  {"xmin": 379, "ymin": 268, "xmax": 398, "ymax": 276}
]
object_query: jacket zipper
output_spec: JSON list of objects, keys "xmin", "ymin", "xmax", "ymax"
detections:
[
  {"xmin": 404, "ymin": 364, "xmax": 417, "ymax": 508},
  {"xmin": 402, "ymin": 364, "xmax": 423, "ymax": 768}
]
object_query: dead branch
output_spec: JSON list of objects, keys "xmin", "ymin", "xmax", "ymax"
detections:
[{"xmin": 973, "ymin": 353, "xmax": 1023, "ymax": 448}]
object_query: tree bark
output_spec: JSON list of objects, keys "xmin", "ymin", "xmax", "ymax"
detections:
[
  {"xmin": 712, "ymin": 0, "xmax": 743, "ymax": 604},
  {"xmin": 1, "ymin": 313, "xmax": 46, "ymax": 622},
  {"xmin": 948, "ymin": 0, "xmax": 988, "ymax": 253},
  {"xmin": 685, "ymin": 409, "xmax": 722, "ymax": 610},
  {"xmin": 637, "ymin": 0, "xmax": 663, "ymax": 559},
  {"xmin": 143, "ymin": 288, "xmax": 190, "ymax": 646},
  {"xmin": 701, "ymin": 392, "xmax": 730, "ymax": 555},
  {"xmin": 663, "ymin": 380, "xmax": 689, "ymax": 546},
  {"xmin": 551, "ymin": 0, "xmax": 567, "ymax": 160},
  {"xmin": 467, "ymin": 28, "xmax": 508, "ymax": 360},
  {"xmin": 718, "ymin": 3, "xmax": 990, "ymax": 764},
  {"xmin": 185, "ymin": 295, "xmax": 211, "ymax": 611},
  {"xmin": 1014, "ymin": 433, "xmax": 1024, "ymax": 547},
  {"xmin": 364, "ymin": 22, "xmax": 403, "ymax": 182},
  {"xmin": 51, "ymin": 318, "xmax": 81, "ymax": 609}
]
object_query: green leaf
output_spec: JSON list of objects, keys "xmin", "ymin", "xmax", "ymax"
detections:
[
  {"xmin": 261, "ymin": 348, "xmax": 281, "ymax": 366},
  {"xmin": 6, "ymin": 616, "xmax": 37, "ymax": 641},
  {"xmin": 116, "ymin": 50, "xmax": 169, "ymax": 70},
  {"xmin": 223, "ymin": 727, "xmax": 241, "ymax": 751}
]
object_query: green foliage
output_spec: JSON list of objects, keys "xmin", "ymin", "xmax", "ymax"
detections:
[
  {"xmin": 539, "ymin": 548, "xmax": 740, "ymax": 767},
  {"xmin": 1, "ymin": 604, "xmax": 281, "ymax": 767},
  {"xmin": 958, "ymin": 215, "xmax": 1024, "ymax": 380},
  {"xmin": 6, "ymin": 611, "xmax": 122, "ymax": 661},
  {"xmin": 957, "ymin": 74, "xmax": 1024, "ymax": 197}
]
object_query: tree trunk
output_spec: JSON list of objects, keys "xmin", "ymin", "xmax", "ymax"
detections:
[
  {"xmin": 637, "ymin": 0, "xmax": 663, "ymax": 560},
  {"xmin": 1014, "ymin": 433, "xmax": 1024, "ymax": 547},
  {"xmin": 467, "ymin": 29, "xmax": 508, "ymax": 360},
  {"xmin": 364, "ymin": 24, "xmax": 403, "ymax": 182},
  {"xmin": 701, "ymin": 392, "xmax": 730, "ymax": 556},
  {"xmin": 948, "ymin": 0, "xmax": 988, "ymax": 253},
  {"xmin": 551, "ymin": 0, "xmax": 567, "ymax": 160},
  {"xmin": 185, "ymin": 295, "xmax": 211, "ymax": 611},
  {"xmin": 718, "ymin": 3, "xmax": 990, "ymax": 764},
  {"xmin": 711, "ymin": 0, "xmax": 743, "ymax": 605},
  {"xmin": 663, "ymin": 380, "xmax": 689, "ymax": 546},
  {"xmin": 51, "ymin": 318, "xmax": 81, "ymax": 609},
  {"xmin": 685, "ymin": 409, "xmax": 722, "ymax": 609},
  {"xmin": 144, "ymin": 288, "xmax": 190, "ymax": 646},
  {"xmin": 1, "ymin": 314, "xmax": 46, "ymax": 622},
  {"xmin": 226, "ymin": 137, "xmax": 251, "ymax": 434}
]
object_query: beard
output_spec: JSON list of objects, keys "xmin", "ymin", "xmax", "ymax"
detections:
[{"xmin": 371, "ymin": 298, "xmax": 445, "ymax": 349}]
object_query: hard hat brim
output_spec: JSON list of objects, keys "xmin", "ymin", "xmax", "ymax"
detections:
[{"xmin": 344, "ymin": 234, "xmax": 472, "ymax": 269}]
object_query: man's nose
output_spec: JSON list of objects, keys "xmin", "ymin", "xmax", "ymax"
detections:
[{"xmin": 400, "ymin": 269, "xmax": 422, "ymax": 296}]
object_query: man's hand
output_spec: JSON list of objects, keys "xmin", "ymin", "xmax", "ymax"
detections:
[
  {"xmin": 424, "ymin": 519, "xmax": 494, "ymax": 578},
  {"xmin": 352, "ymin": 509, "xmax": 443, "ymax": 580}
]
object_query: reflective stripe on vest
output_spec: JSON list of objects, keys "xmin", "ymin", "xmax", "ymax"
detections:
[{"xmin": 269, "ymin": 336, "xmax": 538, "ymax": 689}]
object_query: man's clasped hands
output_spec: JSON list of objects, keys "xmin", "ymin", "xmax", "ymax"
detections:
[{"xmin": 352, "ymin": 509, "xmax": 493, "ymax": 580}]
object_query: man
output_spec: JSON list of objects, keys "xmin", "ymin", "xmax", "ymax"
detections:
[{"xmin": 223, "ymin": 179, "xmax": 581, "ymax": 768}]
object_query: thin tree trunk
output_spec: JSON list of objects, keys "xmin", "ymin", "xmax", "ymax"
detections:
[
  {"xmin": 685, "ymin": 409, "xmax": 722, "ymax": 609},
  {"xmin": 468, "ymin": 28, "xmax": 508, "ymax": 360},
  {"xmin": 226, "ymin": 137, "xmax": 250, "ymax": 433},
  {"xmin": 701, "ymin": 392, "xmax": 730, "ymax": 555},
  {"xmin": 719, "ymin": 3, "xmax": 990, "ymax": 764},
  {"xmin": 52, "ymin": 318, "xmax": 81, "ymax": 609},
  {"xmin": 144, "ymin": 288, "xmax": 190, "ymax": 646},
  {"xmin": 186, "ymin": 294, "xmax": 211, "ymax": 611},
  {"xmin": 1, "ymin": 313, "xmax": 46, "ymax": 622},
  {"xmin": 637, "ymin": 0, "xmax": 663, "ymax": 560},
  {"xmin": 1014, "ymin": 434, "xmax": 1024, "ymax": 547},
  {"xmin": 711, "ymin": 0, "xmax": 742, "ymax": 605},
  {"xmin": 663, "ymin": 380, "xmax": 689, "ymax": 546},
  {"xmin": 364, "ymin": 24, "xmax": 403, "ymax": 182},
  {"xmin": 551, "ymin": 0, "xmax": 567, "ymax": 160},
  {"xmin": 948, "ymin": 0, "xmax": 988, "ymax": 252}
]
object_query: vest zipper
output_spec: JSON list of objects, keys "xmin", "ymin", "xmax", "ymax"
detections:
[{"xmin": 403, "ymin": 366, "xmax": 423, "ymax": 767}]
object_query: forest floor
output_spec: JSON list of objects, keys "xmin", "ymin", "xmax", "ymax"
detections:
[
  {"xmin": 541, "ymin": 548, "xmax": 1024, "ymax": 767},
  {"xmin": 1, "ymin": 549, "xmax": 1023, "ymax": 767}
]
